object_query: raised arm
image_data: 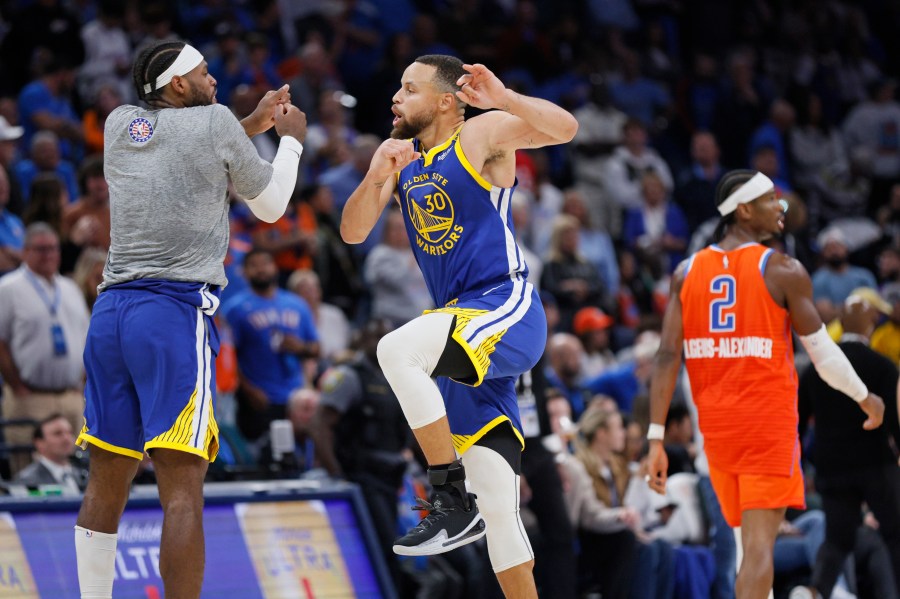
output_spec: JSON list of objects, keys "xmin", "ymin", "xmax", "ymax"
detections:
[
  {"xmin": 340, "ymin": 139, "xmax": 419, "ymax": 244},
  {"xmin": 455, "ymin": 63, "xmax": 578, "ymax": 153},
  {"xmin": 646, "ymin": 262, "xmax": 688, "ymax": 495},
  {"xmin": 769, "ymin": 254, "xmax": 885, "ymax": 429}
]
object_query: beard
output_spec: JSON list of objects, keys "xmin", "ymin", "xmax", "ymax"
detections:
[
  {"xmin": 186, "ymin": 85, "xmax": 215, "ymax": 107},
  {"xmin": 825, "ymin": 256, "xmax": 847, "ymax": 269},
  {"xmin": 248, "ymin": 276, "xmax": 275, "ymax": 291},
  {"xmin": 390, "ymin": 108, "xmax": 436, "ymax": 140}
]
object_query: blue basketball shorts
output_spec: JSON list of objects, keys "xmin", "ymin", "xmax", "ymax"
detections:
[
  {"xmin": 428, "ymin": 276, "xmax": 546, "ymax": 454},
  {"xmin": 77, "ymin": 280, "xmax": 221, "ymax": 461}
]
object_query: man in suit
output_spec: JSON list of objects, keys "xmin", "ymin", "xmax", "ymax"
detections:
[{"xmin": 14, "ymin": 412, "xmax": 86, "ymax": 494}]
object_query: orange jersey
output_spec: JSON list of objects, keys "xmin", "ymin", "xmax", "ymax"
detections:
[{"xmin": 680, "ymin": 243, "xmax": 799, "ymax": 477}]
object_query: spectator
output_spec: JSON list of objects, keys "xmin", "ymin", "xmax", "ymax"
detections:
[
  {"xmin": 586, "ymin": 330, "xmax": 661, "ymax": 416},
  {"xmin": 0, "ymin": 223, "xmax": 89, "ymax": 475},
  {"xmin": 797, "ymin": 293, "xmax": 900, "ymax": 598},
  {"xmin": 249, "ymin": 190, "xmax": 317, "ymax": 282},
  {"xmin": 528, "ymin": 150, "xmax": 565, "ymax": 259},
  {"xmin": 609, "ymin": 50, "xmax": 672, "ymax": 128},
  {"xmin": 13, "ymin": 413, "xmax": 86, "ymax": 495},
  {"xmin": 560, "ymin": 188, "xmax": 619, "ymax": 296},
  {"xmin": 603, "ymin": 118, "xmax": 674, "ymax": 232},
  {"xmin": 623, "ymin": 171, "xmax": 690, "ymax": 274},
  {"xmin": 62, "ymin": 157, "xmax": 110, "ymax": 272},
  {"xmin": 0, "ymin": 167, "xmax": 24, "ymax": 274},
  {"xmin": 223, "ymin": 250, "xmax": 320, "ymax": 446},
  {"xmin": 545, "ymin": 333, "xmax": 592, "ymax": 420},
  {"xmin": 790, "ymin": 91, "xmax": 847, "ymax": 192},
  {"xmin": 714, "ymin": 49, "xmax": 771, "ymax": 170},
  {"xmin": 805, "ymin": 147, "xmax": 873, "ymax": 236},
  {"xmin": 541, "ymin": 214, "xmax": 608, "ymax": 329},
  {"xmin": 878, "ymin": 246, "xmax": 900, "ymax": 286},
  {"xmin": 571, "ymin": 78, "xmax": 627, "ymax": 231},
  {"xmin": 363, "ymin": 207, "xmax": 431, "ymax": 326},
  {"xmin": 517, "ymin": 358, "xmax": 578, "ymax": 599},
  {"xmin": 303, "ymin": 89, "xmax": 357, "ymax": 179},
  {"xmin": 71, "ymin": 247, "xmax": 106, "ymax": 312},
  {"xmin": 17, "ymin": 54, "xmax": 84, "ymax": 162},
  {"xmin": 283, "ymin": 39, "xmax": 343, "ymax": 124},
  {"xmin": 751, "ymin": 145, "xmax": 792, "ymax": 194},
  {"xmin": 0, "ymin": 0, "xmax": 84, "ymax": 92},
  {"xmin": 78, "ymin": 0, "xmax": 132, "ymax": 105},
  {"xmin": 564, "ymin": 406, "xmax": 675, "ymax": 599},
  {"xmin": 303, "ymin": 184, "xmax": 364, "ymax": 316},
  {"xmin": 0, "ymin": 115, "xmax": 25, "ymax": 214},
  {"xmin": 662, "ymin": 403, "xmax": 696, "ymax": 476},
  {"xmin": 313, "ymin": 319, "xmax": 409, "ymax": 589},
  {"xmin": 13, "ymin": 131, "xmax": 79, "ymax": 204},
  {"xmin": 573, "ymin": 306, "xmax": 616, "ymax": 379},
  {"xmin": 675, "ymin": 131, "xmax": 726, "ymax": 233},
  {"xmin": 748, "ymin": 98, "xmax": 795, "ymax": 184},
  {"xmin": 510, "ymin": 193, "xmax": 543, "ymax": 289},
  {"xmin": 318, "ymin": 134, "xmax": 384, "ymax": 255},
  {"xmin": 287, "ymin": 268, "xmax": 351, "ymax": 362},
  {"xmin": 811, "ymin": 228, "xmax": 878, "ymax": 323},
  {"xmin": 843, "ymin": 78, "xmax": 900, "ymax": 210},
  {"xmin": 22, "ymin": 172, "xmax": 66, "ymax": 230},
  {"xmin": 81, "ymin": 83, "xmax": 124, "ymax": 156}
]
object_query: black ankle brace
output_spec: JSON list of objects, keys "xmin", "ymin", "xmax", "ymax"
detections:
[{"xmin": 427, "ymin": 459, "xmax": 471, "ymax": 509}]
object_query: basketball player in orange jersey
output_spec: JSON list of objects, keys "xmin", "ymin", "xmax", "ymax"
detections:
[{"xmin": 646, "ymin": 169, "xmax": 885, "ymax": 599}]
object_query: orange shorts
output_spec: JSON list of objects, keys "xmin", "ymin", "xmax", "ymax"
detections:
[{"xmin": 707, "ymin": 460, "xmax": 805, "ymax": 527}]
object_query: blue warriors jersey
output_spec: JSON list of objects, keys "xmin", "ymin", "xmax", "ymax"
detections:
[{"xmin": 398, "ymin": 128, "xmax": 528, "ymax": 306}]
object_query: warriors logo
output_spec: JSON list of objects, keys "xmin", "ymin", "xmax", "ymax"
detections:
[{"xmin": 404, "ymin": 176, "xmax": 464, "ymax": 256}]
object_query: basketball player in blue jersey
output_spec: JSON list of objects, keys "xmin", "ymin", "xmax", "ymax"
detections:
[
  {"xmin": 341, "ymin": 55, "xmax": 577, "ymax": 598},
  {"xmin": 72, "ymin": 40, "xmax": 306, "ymax": 599}
]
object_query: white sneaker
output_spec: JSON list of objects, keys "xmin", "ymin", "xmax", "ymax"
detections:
[
  {"xmin": 830, "ymin": 586, "xmax": 857, "ymax": 599},
  {"xmin": 788, "ymin": 587, "xmax": 817, "ymax": 599}
]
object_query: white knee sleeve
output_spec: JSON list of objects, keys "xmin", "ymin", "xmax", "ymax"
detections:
[
  {"xmin": 463, "ymin": 444, "xmax": 534, "ymax": 572},
  {"xmin": 377, "ymin": 312, "xmax": 455, "ymax": 429}
]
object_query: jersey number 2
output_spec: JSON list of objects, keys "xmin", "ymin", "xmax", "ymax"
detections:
[{"xmin": 709, "ymin": 275, "xmax": 736, "ymax": 332}]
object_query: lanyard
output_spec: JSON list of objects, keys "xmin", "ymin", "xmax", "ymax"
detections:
[{"xmin": 24, "ymin": 269, "xmax": 60, "ymax": 318}]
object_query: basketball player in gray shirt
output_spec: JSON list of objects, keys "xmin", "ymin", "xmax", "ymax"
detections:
[{"xmin": 74, "ymin": 40, "xmax": 307, "ymax": 599}]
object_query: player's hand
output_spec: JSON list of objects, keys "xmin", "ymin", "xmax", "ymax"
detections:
[
  {"xmin": 859, "ymin": 393, "xmax": 884, "ymax": 430},
  {"xmin": 369, "ymin": 139, "xmax": 421, "ymax": 181},
  {"xmin": 455, "ymin": 63, "xmax": 509, "ymax": 110},
  {"xmin": 243, "ymin": 84, "xmax": 291, "ymax": 136},
  {"xmin": 646, "ymin": 440, "xmax": 668, "ymax": 495},
  {"xmin": 274, "ymin": 102, "xmax": 308, "ymax": 142}
]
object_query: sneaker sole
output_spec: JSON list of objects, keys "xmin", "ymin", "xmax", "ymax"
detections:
[{"xmin": 392, "ymin": 514, "xmax": 486, "ymax": 556}]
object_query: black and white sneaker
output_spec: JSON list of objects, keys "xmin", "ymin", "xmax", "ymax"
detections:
[{"xmin": 392, "ymin": 489, "xmax": 486, "ymax": 556}]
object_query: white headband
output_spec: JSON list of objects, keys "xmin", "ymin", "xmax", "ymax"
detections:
[
  {"xmin": 143, "ymin": 44, "xmax": 204, "ymax": 95},
  {"xmin": 717, "ymin": 172, "xmax": 774, "ymax": 216}
]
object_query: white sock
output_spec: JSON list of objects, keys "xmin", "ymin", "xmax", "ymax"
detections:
[{"xmin": 75, "ymin": 525, "xmax": 117, "ymax": 599}]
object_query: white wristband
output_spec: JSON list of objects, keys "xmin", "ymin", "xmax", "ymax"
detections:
[{"xmin": 647, "ymin": 423, "xmax": 665, "ymax": 441}]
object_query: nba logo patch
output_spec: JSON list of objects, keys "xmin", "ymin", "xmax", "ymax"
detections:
[{"xmin": 128, "ymin": 117, "xmax": 153, "ymax": 143}]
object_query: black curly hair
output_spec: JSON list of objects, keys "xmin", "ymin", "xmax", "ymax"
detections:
[
  {"xmin": 132, "ymin": 40, "xmax": 186, "ymax": 104},
  {"xmin": 712, "ymin": 170, "xmax": 757, "ymax": 242}
]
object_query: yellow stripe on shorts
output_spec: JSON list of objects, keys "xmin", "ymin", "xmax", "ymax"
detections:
[
  {"xmin": 451, "ymin": 415, "xmax": 525, "ymax": 455},
  {"xmin": 425, "ymin": 306, "xmax": 508, "ymax": 387}
]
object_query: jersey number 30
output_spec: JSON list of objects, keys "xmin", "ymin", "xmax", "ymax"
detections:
[{"xmin": 709, "ymin": 275, "xmax": 736, "ymax": 332}]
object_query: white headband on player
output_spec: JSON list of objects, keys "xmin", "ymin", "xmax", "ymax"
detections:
[
  {"xmin": 717, "ymin": 172, "xmax": 774, "ymax": 216},
  {"xmin": 143, "ymin": 44, "xmax": 204, "ymax": 95}
]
